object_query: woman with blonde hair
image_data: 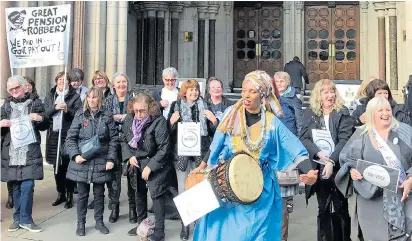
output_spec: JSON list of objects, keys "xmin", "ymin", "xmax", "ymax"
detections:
[
  {"xmin": 300, "ymin": 79, "xmax": 353, "ymax": 241},
  {"xmin": 338, "ymin": 97, "xmax": 412, "ymax": 241},
  {"xmin": 92, "ymin": 70, "xmax": 112, "ymax": 100}
]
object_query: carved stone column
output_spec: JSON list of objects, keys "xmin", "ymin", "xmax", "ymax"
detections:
[
  {"xmin": 283, "ymin": 2, "xmax": 292, "ymax": 62},
  {"xmin": 386, "ymin": 2, "xmax": 397, "ymax": 90},
  {"xmin": 223, "ymin": 1, "xmax": 233, "ymax": 90},
  {"xmin": 360, "ymin": 2, "xmax": 369, "ymax": 82},
  {"xmin": 134, "ymin": 4, "xmax": 143, "ymax": 84},
  {"xmin": 0, "ymin": 1, "xmax": 12, "ymax": 99},
  {"xmin": 142, "ymin": 2, "xmax": 157, "ymax": 85},
  {"xmin": 156, "ymin": 3, "xmax": 168, "ymax": 84},
  {"xmin": 72, "ymin": 1, "xmax": 86, "ymax": 69},
  {"xmin": 197, "ymin": 2, "xmax": 208, "ymax": 78},
  {"xmin": 208, "ymin": 2, "xmax": 220, "ymax": 78},
  {"xmin": 117, "ymin": 1, "xmax": 128, "ymax": 74},
  {"xmin": 105, "ymin": 1, "xmax": 118, "ymax": 80},
  {"xmin": 169, "ymin": 2, "xmax": 184, "ymax": 70},
  {"xmin": 373, "ymin": 2, "xmax": 386, "ymax": 81},
  {"xmin": 295, "ymin": 2, "xmax": 304, "ymax": 60}
]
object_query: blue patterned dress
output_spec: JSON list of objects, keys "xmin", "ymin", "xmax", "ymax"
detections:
[{"xmin": 193, "ymin": 111, "xmax": 309, "ymax": 241}]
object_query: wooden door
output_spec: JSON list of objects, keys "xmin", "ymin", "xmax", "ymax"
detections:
[
  {"xmin": 233, "ymin": 6, "xmax": 284, "ymax": 88},
  {"xmin": 305, "ymin": 5, "xmax": 360, "ymax": 84}
]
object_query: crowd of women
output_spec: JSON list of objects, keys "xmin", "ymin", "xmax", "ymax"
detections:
[{"xmin": 1, "ymin": 66, "xmax": 411, "ymax": 241}]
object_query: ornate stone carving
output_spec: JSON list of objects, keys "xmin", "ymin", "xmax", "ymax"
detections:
[
  {"xmin": 223, "ymin": 1, "xmax": 232, "ymax": 15},
  {"xmin": 208, "ymin": 1, "xmax": 220, "ymax": 20},
  {"xmin": 295, "ymin": 1, "xmax": 304, "ymax": 11}
]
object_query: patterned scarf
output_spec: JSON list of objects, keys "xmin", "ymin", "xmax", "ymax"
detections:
[
  {"xmin": 128, "ymin": 115, "xmax": 150, "ymax": 149},
  {"xmin": 9, "ymin": 99, "xmax": 33, "ymax": 166},
  {"xmin": 112, "ymin": 92, "xmax": 131, "ymax": 115},
  {"xmin": 178, "ymin": 98, "xmax": 208, "ymax": 136},
  {"xmin": 218, "ymin": 70, "xmax": 283, "ymax": 137},
  {"xmin": 52, "ymin": 87, "xmax": 68, "ymax": 131}
]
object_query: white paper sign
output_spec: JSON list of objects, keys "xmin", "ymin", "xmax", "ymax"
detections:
[
  {"xmin": 173, "ymin": 180, "xmax": 220, "ymax": 226},
  {"xmin": 10, "ymin": 116, "xmax": 36, "ymax": 148},
  {"xmin": 312, "ymin": 129, "xmax": 335, "ymax": 156},
  {"xmin": 5, "ymin": 4, "xmax": 71, "ymax": 68},
  {"xmin": 178, "ymin": 122, "xmax": 201, "ymax": 156}
]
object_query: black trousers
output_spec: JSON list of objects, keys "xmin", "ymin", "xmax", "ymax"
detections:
[
  {"xmin": 107, "ymin": 149, "xmax": 122, "ymax": 205},
  {"xmin": 54, "ymin": 160, "xmax": 75, "ymax": 194},
  {"xmin": 77, "ymin": 182, "xmax": 105, "ymax": 224},
  {"xmin": 7, "ymin": 181, "xmax": 13, "ymax": 196},
  {"xmin": 315, "ymin": 180, "xmax": 351, "ymax": 241},
  {"xmin": 127, "ymin": 173, "xmax": 166, "ymax": 232}
]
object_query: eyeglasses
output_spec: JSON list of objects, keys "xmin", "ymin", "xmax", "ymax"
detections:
[
  {"xmin": 94, "ymin": 77, "xmax": 104, "ymax": 81},
  {"xmin": 164, "ymin": 79, "xmax": 176, "ymax": 83},
  {"xmin": 134, "ymin": 109, "xmax": 147, "ymax": 114},
  {"xmin": 8, "ymin": 85, "xmax": 22, "ymax": 93}
]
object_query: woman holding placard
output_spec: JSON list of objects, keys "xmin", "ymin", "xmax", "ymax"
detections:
[
  {"xmin": 190, "ymin": 70, "xmax": 318, "ymax": 241},
  {"xmin": 44, "ymin": 71, "xmax": 82, "ymax": 209},
  {"xmin": 299, "ymin": 79, "xmax": 353, "ymax": 241},
  {"xmin": 1, "ymin": 75, "xmax": 49, "ymax": 233},
  {"xmin": 65, "ymin": 87, "xmax": 118, "ymax": 236},
  {"xmin": 338, "ymin": 97, "xmax": 412, "ymax": 241},
  {"xmin": 167, "ymin": 79, "xmax": 218, "ymax": 240},
  {"xmin": 120, "ymin": 93, "xmax": 171, "ymax": 240}
]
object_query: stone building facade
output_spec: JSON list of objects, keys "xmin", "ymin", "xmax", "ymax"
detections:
[{"xmin": 1, "ymin": 1, "xmax": 412, "ymax": 103}]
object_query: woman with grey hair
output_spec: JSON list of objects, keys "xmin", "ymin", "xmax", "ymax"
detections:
[
  {"xmin": 205, "ymin": 77, "xmax": 233, "ymax": 121},
  {"xmin": 98, "ymin": 72, "xmax": 136, "ymax": 223},
  {"xmin": 338, "ymin": 97, "xmax": 412, "ymax": 241},
  {"xmin": 153, "ymin": 67, "xmax": 180, "ymax": 118},
  {"xmin": 1, "ymin": 75, "xmax": 49, "ymax": 233}
]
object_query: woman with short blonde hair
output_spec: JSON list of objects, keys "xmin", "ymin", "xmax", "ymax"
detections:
[
  {"xmin": 300, "ymin": 78, "xmax": 353, "ymax": 241},
  {"xmin": 92, "ymin": 70, "xmax": 112, "ymax": 99},
  {"xmin": 338, "ymin": 97, "xmax": 412, "ymax": 241}
]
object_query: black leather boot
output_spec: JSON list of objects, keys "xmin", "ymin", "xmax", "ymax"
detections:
[
  {"xmin": 76, "ymin": 222, "xmax": 85, "ymax": 236},
  {"xmin": 5, "ymin": 195, "xmax": 13, "ymax": 209},
  {"xmin": 64, "ymin": 193, "xmax": 74, "ymax": 209},
  {"xmin": 95, "ymin": 222, "xmax": 109, "ymax": 234},
  {"xmin": 129, "ymin": 207, "xmax": 137, "ymax": 224},
  {"xmin": 148, "ymin": 228, "xmax": 165, "ymax": 241},
  {"xmin": 52, "ymin": 193, "xmax": 66, "ymax": 206},
  {"xmin": 109, "ymin": 203, "xmax": 119, "ymax": 223},
  {"xmin": 180, "ymin": 222, "xmax": 189, "ymax": 240}
]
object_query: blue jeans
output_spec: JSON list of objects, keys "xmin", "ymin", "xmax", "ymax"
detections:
[{"xmin": 12, "ymin": 180, "xmax": 35, "ymax": 224}]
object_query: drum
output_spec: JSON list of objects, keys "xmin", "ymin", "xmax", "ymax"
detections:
[{"xmin": 209, "ymin": 152, "xmax": 263, "ymax": 205}]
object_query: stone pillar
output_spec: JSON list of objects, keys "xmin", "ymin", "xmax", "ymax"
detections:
[
  {"xmin": 134, "ymin": 5, "xmax": 143, "ymax": 84},
  {"xmin": 386, "ymin": 2, "xmax": 397, "ymax": 90},
  {"xmin": 223, "ymin": 1, "xmax": 233, "ymax": 90},
  {"xmin": 374, "ymin": 2, "xmax": 386, "ymax": 81},
  {"xmin": 169, "ymin": 2, "xmax": 184, "ymax": 70},
  {"xmin": 85, "ymin": 1, "xmax": 98, "ymax": 85},
  {"xmin": 142, "ymin": 3, "xmax": 157, "ymax": 85},
  {"xmin": 156, "ymin": 3, "xmax": 168, "ymax": 85},
  {"xmin": 197, "ymin": 3, "xmax": 208, "ymax": 78},
  {"xmin": 117, "ymin": 1, "xmax": 128, "ymax": 74},
  {"xmin": 208, "ymin": 2, "xmax": 220, "ymax": 78},
  {"xmin": 72, "ymin": 1, "xmax": 86, "ymax": 69},
  {"xmin": 0, "ymin": 1, "xmax": 12, "ymax": 99},
  {"xmin": 283, "ymin": 2, "xmax": 292, "ymax": 62},
  {"xmin": 360, "ymin": 2, "xmax": 369, "ymax": 82},
  {"xmin": 105, "ymin": 1, "xmax": 118, "ymax": 80},
  {"xmin": 295, "ymin": 2, "xmax": 304, "ymax": 60}
]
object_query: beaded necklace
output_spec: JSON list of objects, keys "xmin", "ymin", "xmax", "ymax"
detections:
[{"xmin": 241, "ymin": 107, "xmax": 266, "ymax": 151}]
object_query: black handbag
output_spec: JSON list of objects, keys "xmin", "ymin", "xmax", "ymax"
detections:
[{"xmin": 78, "ymin": 115, "xmax": 102, "ymax": 160}]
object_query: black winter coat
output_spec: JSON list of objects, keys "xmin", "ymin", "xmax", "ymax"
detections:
[
  {"xmin": 43, "ymin": 86, "xmax": 82, "ymax": 165},
  {"xmin": 351, "ymin": 97, "xmax": 411, "ymax": 126},
  {"xmin": 65, "ymin": 109, "xmax": 118, "ymax": 184},
  {"xmin": 284, "ymin": 60, "xmax": 309, "ymax": 89},
  {"xmin": 167, "ymin": 99, "xmax": 218, "ymax": 160},
  {"xmin": 120, "ymin": 114, "xmax": 171, "ymax": 198},
  {"xmin": 1, "ymin": 93, "xmax": 49, "ymax": 182}
]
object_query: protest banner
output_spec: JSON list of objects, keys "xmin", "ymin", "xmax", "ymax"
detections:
[{"xmin": 5, "ymin": 4, "xmax": 71, "ymax": 69}]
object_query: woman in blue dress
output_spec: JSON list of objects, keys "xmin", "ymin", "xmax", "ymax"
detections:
[{"xmin": 191, "ymin": 70, "xmax": 318, "ymax": 241}]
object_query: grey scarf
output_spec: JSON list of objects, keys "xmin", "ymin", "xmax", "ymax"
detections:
[
  {"xmin": 9, "ymin": 99, "xmax": 33, "ymax": 166},
  {"xmin": 178, "ymin": 98, "xmax": 208, "ymax": 136}
]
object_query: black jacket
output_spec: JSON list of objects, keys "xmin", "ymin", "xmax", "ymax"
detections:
[
  {"xmin": 120, "ymin": 113, "xmax": 171, "ymax": 198},
  {"xmin": 1, "ymin": 93, "xmax": 49, "ymax": 182},
  {"xmin": 167, "ymin": 99, "xmax": 218, "ymax": 159},
  {"xmin": 43, "ymin": 86, "xmax": 82, "ymax": 165},
  {"xmin": 65, "ymin": 109, "xmax": 119, "ymax": 184},
  {"xmin": 284, "ymin": 60, "xmax": 309, "ymax": 89},
  {"xmin": 351, "ymin": 97, "xmax": 411, "ymax": 126},
  {"xmin": 299, "ymin": 107, "xmax": 354, "ymax": 171}
]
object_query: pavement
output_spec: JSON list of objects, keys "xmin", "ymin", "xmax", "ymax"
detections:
[{"xmin": 0, "ymin": 166, "xmax": 317, "ymax": 241}]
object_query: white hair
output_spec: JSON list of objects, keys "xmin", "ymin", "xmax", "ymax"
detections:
[
  {"xmin": 162, "ymin": 67, "xmax": 179, "ymax": 79},
  {"xmin": 7, "ymin": 75, "xmax": 27, "ymax": 92},
  {"xmin": 113, "ymin": 72, "xmax": 129, "ymax": 83}
]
